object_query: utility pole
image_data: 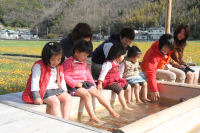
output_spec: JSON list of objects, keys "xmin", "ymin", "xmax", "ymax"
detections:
[
  {"xmin": 165, "ymin": 0, "xmax": 172, "ymax": 34},
  {"xmin": 99, "ymin": 25, "xmax": 102, "ymax": 40},
  {"xmin": 47, "ymin": 27, "xmax": 48, "ymax": 36},
  {"xmin": 36, "ymin": 27, "xmax": 38, "ymax": 36}
]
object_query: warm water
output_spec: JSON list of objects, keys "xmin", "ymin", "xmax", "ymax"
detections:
[{"xmin": 73, "ymin": 98, "xmax": 178, "ymax": 131}]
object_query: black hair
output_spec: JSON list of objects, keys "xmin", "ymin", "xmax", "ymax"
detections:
[
  {"xmin": 106, "ymin": 42, "xmax": 126, "ymax": 60},
  {"xmin": 159, "ymin": 34, "xmax": 174, "ymax": 51},
  {"xmin": 127, "ymin": 46, "xmax": 142, "ymax": 58},
  {"xmin": 42, "ymin": 42, "xmax": 65, "ymax": 65},
  {"xmin": 174, "ymin": 24, "xmax": 190, "ymax": 47},
  {"xmin": 71, "ymin": 23, "xmax": 92, "ymax": 42},
  {"xmin": 120, "ymin": 27, "xmax": 135, "ymax": 40},
  {"xmin": 73, "ymin": 39, "xmax": 93, "ymax": 54}
]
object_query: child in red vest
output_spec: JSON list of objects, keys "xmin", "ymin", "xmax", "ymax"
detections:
[
  {"xmin": 97, "ymin": 43, "xmax": 133, "ymax": 111},
  {"xmin": 22, "ymin": 42, "xmax": 72, "ymax": 119},
  {"xmin": 63, "ymin": 40, "xmax": 119, "ymax": 124}
]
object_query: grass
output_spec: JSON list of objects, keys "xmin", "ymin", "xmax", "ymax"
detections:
[{"xmin": 0, "ymin": 40, "xmax": 200, "ymax": 95}]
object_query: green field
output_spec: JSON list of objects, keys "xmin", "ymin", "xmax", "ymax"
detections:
[{"xmin": 0, "ymin": 40, "xmax": 200, "ymax": 64}]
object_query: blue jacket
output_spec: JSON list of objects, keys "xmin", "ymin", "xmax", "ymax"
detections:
[{"xmin": 92, "ymin": 34, "xmax": 130, "ymax": 64}]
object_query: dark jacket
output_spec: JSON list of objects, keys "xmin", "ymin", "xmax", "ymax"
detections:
[
  {"xmin": 92, "ymin": 34, "xmax": 130, "ymax": 64},
  {"xmin": 60, "ymin": 34, "xmax": 93, "ymax": 58},
  {"xmin": 60, "ymin": 35, "xmax": 74, "ymax": 58}
]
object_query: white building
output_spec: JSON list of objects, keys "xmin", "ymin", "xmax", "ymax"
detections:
[
  {"xmin": 135, "ymin": 30, "xmax": 148, "ymax": 41},
  {"xmin": 148, "ymin": 27, "xmax": 165, "ymax": 40},
  {"xmin": 0, "ymin": 29, "xmax": 19, "ymax": 39},
  {"xmin": 17, "ymin": 29, "xmax": 33, "ymax": 40}
]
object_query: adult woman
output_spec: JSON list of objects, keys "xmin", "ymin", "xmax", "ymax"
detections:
[
  {"xmin": 60, "ymin": 23, "xmax": 93, "ymax": 58},
  {"xmin": 170, "ymin": 24, "xmax": 198, "ymax": 84}
]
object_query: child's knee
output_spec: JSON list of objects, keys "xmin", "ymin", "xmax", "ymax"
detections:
[
  {"xmin": 83, "ymin": 91, "xmax": 92, "ymax": 99},
  {"xmin": 118, "ymin": 89, "xmax": 124, "ymax": 95},
  {"xmin": 143, "ymin": 82, "xmax": 147, "ymax": 86},
  {"xmin": 51, "ymin": 99, "xmax": 60, "ymax": 107},
  {"xmin": 64, "ymin": 93, "xmax": 72, "ymax": 102},
  {"xmin": 126, "ymin": 84, "xmax": 132, "ymax": 91},
  {"xmin": 187, "ymin": 72, "xmax": 194, "ymax": 79},
  {"xmin": 134, "ymin": 84, "xmax": 140, "ymax": 89}
]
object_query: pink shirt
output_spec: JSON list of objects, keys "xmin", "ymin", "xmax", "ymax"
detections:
[{"xmin": 63, "ymin": 56, "xmax": 95, "ymax": 88}]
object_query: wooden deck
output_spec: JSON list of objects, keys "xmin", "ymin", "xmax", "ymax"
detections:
[{"xmin": 0, "ymin": 93, "xmax": 109, "ymax": 133}]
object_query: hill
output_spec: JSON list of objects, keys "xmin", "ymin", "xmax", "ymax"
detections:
[{"xmin": 0, "ymin": 0, "xmax": 199, "ymax": 38}]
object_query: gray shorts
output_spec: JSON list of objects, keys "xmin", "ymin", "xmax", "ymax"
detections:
[{"xmin": 32, "ymin": 88, "xmax": 65, "ymax": 100}]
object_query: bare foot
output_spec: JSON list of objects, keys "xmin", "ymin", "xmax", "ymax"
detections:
[
  {"xmin": 90, "ymin": 117, "xmax": 102, "ymax": 124},
  {"xmin": 110, "ymin": 111, "xmax": 120, "ymax": 118},
  {"xmin": 136, "ymin": 100, "xmax": 144, "ymax": 104},
  {"xmin": 127, "ymin": 102, "xmax": 135, "ymax": 106},
  {"xmin": 142, "ymin": 98, "xmax": 151, "ymax": 103},
  {"xmin": 124, "ymin": 106, "xmax": 134, "ymax": 111},
  {"xmin": 145, "ymin": 98, "xmax": 151, "ymax": 102}
]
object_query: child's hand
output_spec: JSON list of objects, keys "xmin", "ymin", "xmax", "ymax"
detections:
[
  {"xmin": 164, "ymin": 65, "xmax": 169, "ymax": 70},
  {"xmin": 180, "ymin": 65, "xmax": 186, "ymax": 69},
  {"xmin": 97, "ymin": 80, "xmax": 103, "ymax": 90},
  {"xmin": 151, "ymin": 91, "xmax": 160, "ymax": 101},
  {"xmin": 76, "ymin": 82, "xmax": 83, "ymax": 88},
  {"xmin": 97, "ymin": 84, "xmax": 103, "ymax": 90},
  {"xmin": 34, "ymin": 98, "xmax": 43, "ymax": 105}
]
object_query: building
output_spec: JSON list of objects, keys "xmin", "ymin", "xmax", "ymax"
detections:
[
  {"xmin": 148, "ymin": 27, "xmax": 165, "ymax": 40},
  {"xmin": 16, "ymin": 29, "xmax": 33, "ymax": 40},
  {"xmin": 135, "ymin": 27, "xmax": 165, "ymax": 41},
  {"xmin": 0, "ymin": 28, "xmax": 38, "ymax": 40},
  {"xmin": 0, "ymin": 29, "xmax": 19, "ymax": 39},
  {"xmin": 135, "ymin": 30, "xmax": 148, "ymax": 41}
]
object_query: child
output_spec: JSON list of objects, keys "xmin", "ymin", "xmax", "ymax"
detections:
[
  {"xmin": 120, "ymin": 46, "xmax": 151, "ymax": 104},
  {"xmin": 22, "ymin": 42, "xmax": 72, "ymax": 119},
  {"xmin": 141, "ymin": 34, "xmax": 174, "ymax": 101},
  {"xmin": 63, "ymin": 40, "xmax": 119, "ymax": 123},
  {"xmin": 97, "ymin": 43, "xmax": 134, "ymax": 111}
]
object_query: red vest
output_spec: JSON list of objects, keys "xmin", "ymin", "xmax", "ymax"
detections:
[
  {"xmin": 102, "ymin": 61, "xmax": 127, "ymax": 88},
  {"xmin": 22, "ymin": 60, "xmax": 63, "ymax": 103}
]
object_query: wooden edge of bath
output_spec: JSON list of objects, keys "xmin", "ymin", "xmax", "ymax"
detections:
[
  {"xmin": 158, "ymin": 81, "xmax": 200, "ymax": 89},
  {"xmin": 0, "ymin": 95, "xmax": 110, "ymax": 133}
]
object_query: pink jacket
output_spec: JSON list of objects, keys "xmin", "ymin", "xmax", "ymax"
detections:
[
  {"xmin": 63, "ymin": 56, "xmax": 95, "ymax": 88},
  {"xmin": 22, "ymin": 60, "xmax": 63, "ymax": 103}
]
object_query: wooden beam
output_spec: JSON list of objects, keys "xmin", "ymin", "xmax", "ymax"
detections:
[{"xmin": 165, "ymin": 0, "xmax": 172, "ymax": 34}]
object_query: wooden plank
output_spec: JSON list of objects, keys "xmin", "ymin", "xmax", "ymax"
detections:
[{"xmin": 0, "ymin": 103, "xmax": 108, "ymax": 133}]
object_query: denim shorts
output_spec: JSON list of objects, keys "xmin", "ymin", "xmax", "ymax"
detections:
[{"xmin": 127, "ymin": 77, "xmax": 145, "ymax": 86}]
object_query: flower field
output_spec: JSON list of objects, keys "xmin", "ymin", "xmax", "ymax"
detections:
[{"xmin": 0, "ymin": 40, "xmax": 200, "ymax": 95}]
